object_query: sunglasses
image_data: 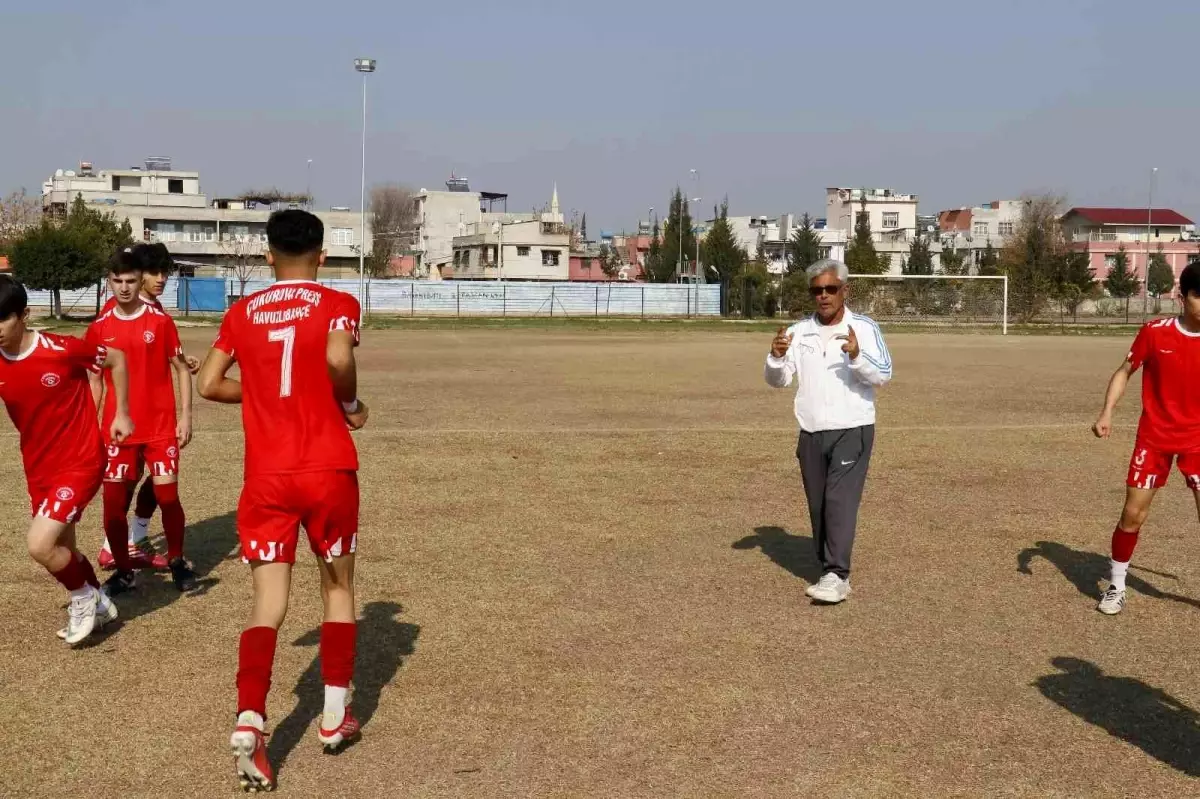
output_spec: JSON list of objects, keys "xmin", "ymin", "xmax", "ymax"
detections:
[{"xmin": 808, "ymin": 284, "xmax": 843, "ymax": 297}]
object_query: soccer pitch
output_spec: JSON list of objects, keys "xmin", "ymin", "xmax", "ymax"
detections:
[{"xmin": 3, "ymin": 326, "xmax": 1199, "ymax": 797}]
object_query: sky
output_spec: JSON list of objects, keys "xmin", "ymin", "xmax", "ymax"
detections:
[{"xmin": 5, "ymin": 0, "xmax": 1200, "ymax": 232}]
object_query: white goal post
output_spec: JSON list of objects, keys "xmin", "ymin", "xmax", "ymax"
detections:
[{"xmin": 847, "ymin": 273, "xmax": 1010, "ymax": 335}]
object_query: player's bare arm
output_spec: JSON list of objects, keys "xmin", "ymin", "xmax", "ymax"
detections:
[
  {"xmin": 185, "ymin": 354, "xmax": 201, "ymax": 374},
  {"xmin": 197, "ymin": 347, "xmax": 243, "ymax": 404},
  {"xmin": 88, "ymin": 369, "xmax": 104, "ymax": 416},
  {"xmin": 100, "ymin": 347, "xmax": 135, "ymax": 443},
  {"xmin": 1093, "ymin": 359, "xmax": 1134, "ymax": 439},
  {"xmin": 172, "ymin": 353, "xmax": 194, "ymax": 448},
  {"xmin": 328, "ymin": 329, "xmax": 368, "ymax": 430}
]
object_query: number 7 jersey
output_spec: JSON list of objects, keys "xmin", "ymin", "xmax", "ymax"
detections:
[{"xmin": 213, "ymin": 280, "xmax": 361, "ymax": 477}]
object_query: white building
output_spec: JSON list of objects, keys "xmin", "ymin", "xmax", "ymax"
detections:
[
  {"xmin": 448, "ymin": 186, "xmax": 570, "ymax": 281},
  {"xmin": 826, "ymin": 187, "xmax": 919, "ymax": 240},
  {"xmin": 41, "ymin": 159, "xmax": 369, "ymax": 276},
  {"xmin": 937, "ymin": 200, "xmax": 1024, "ymax": 267},
  {"xmin": 725, "ymin": 214, "xmax": 847, "ymax": 276},
  {"xmin": 413, "ymin": 177, "xmax": 530, "ymax": 276}
]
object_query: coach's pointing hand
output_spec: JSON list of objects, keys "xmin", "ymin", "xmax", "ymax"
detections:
[
  {"xmin": 771, "ymin": 327, "xmax": 793, "ymax": 359},
  {"xmin": 838, "ymin": 327, "xmax": 860, "ymax": 360},
  {"xmin": 1093, "ymin": 412, "xmax": 1112, "ymax": 439}
]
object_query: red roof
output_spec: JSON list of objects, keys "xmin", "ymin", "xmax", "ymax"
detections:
[{"xmin": 1064, "ymin": 207, "xmax": 1193, "ymax": 226}]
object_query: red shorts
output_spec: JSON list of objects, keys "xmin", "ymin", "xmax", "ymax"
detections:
[
  {"xmin": 29, "ymin": 470, "xmax": 102, "ymax": 525},
  {"xmin": 237, "ymin": 470, "xmax": 359, "ymax": 564},
  {"xmin": 104, "ymin": 438, "xmax": 180, "ymax": 482},
  {"xmin": 1126, "ymin": 443, "xmax": 1200, "ymax": 490}
]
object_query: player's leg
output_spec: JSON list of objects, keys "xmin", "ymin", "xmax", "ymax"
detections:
[
  {"xmin": 148, "ymin": 439, "xmax": 192, "ymax": 590},
  {"xmin": 306, "ymin": 470, "xmax": 362, "ymax": 750},
  {"xmin": 230, "ymin": 477, "xmax": 297, "ymax": 792},
  {"xmin": 1099, "ymin": 446, "xmax": 1165, "ymax": 615},
  {"xmin": 131, "ymin": 476, "xmax": 159, "ymax": 546},
  {"xmin": 28, "ymin": 492, "xmax": 114, "ymax": 646},
  {"xmin": 99, "ymin": 444, "xmax": 141, "ymax": 593}
]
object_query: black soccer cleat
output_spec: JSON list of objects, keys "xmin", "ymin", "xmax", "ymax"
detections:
[
  {"xmin": 169, "ymin": 558, "xmax": 197, "ymax": 593},
  {"xmin": 103, "ymin": 568, "xmax": 138, "ymax": 596}
]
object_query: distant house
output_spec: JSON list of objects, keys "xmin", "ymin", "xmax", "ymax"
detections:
[{"xmin": 1061, "ymin": 207, "xmax": 1199, "ymax": 290}]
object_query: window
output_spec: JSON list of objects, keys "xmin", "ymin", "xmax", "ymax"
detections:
[
  {"xmin": 517, "ymin": 246, "xmax": 530, "ymax": 257},
  {"xmin": 580, "ymin": 258, "xmax": 592, "ymax": 270},
  {"xmin": 112, "ymin": 176, "xmax": 120, "ymax": 192},
  {"xmin": 818, "ymin": 247, "xmax": 831, "ymax": 259},
  {"xmin": 542, "ymin": 250, "xmax": 560, "ymax": 266},
  {"xmin": 168, "ymin": 179, "xmax": 184, "ymax": 194},
  {"xmin": 997, "ymin": 222, "xmax": 1014, "ymax": 237},
  {"xmin": 331, "ymin": 228, "xmax": 354, "ymax": 246},
  {"xmin": 882, "ymin": 211, "xmax": 899, "ymax": 229},
  {"xmin": 453, "ymin": 250, "xmax": 462, "ymax": 266},
  {"xmin": 185, "ymin": 225, "xmax": 204, "ymax": 243},
  {"xmin": 973, "ymin": 222, "xmax": 989, "ymax": 236}
]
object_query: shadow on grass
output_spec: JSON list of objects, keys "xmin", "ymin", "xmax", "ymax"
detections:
[
  {"xmin": 1035, "ymin": 656, "xmax": 1200, "ymax": 777},
  {"xmin": 268, "ymin": 601, "xmax": 420, "ymax": 777},
  {"xmin": 100, "ymin": 510, "xmax": 240, "ymax": 630},
  {"xmin": 1016, "ymin": 540, "xmax": 1200, "ymax": 609},
  {"xmin": 733, "ymin": 525, "xmax": 823, "ymax": 585}
]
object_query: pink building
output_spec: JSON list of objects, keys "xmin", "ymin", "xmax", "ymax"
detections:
[
  {"xmin": 567, "ymin": 233, "xmax": 650, "ymax": 282},
  {"xmin": 1062, "ymin": 207, "xmax": 1200, "ymax": 294}
]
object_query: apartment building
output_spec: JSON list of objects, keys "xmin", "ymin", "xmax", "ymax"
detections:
[
  {"xmin": 1062, "ymin": 206, "xmax": 1200, "ymax": 289},
  {"xmin": 447, "ymin": 187, "xmax": 570, "ymax": 281}
]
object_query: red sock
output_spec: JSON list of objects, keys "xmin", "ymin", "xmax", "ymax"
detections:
[
  {"xmin": 50, "ymin": 555, "xmax": 87, "ymax": 591},
  {"xmin": 153, "ymin": 482, "xmax": 185, "ymax": 560},
  {"xmin": 237, "ymin": 626, "xmax": 279, "ymax": 719},
  {"xmin": 134, "ymin": 478, "xmax": 157, "ymax": 519},
  {"xmin": 77, "ymin": 553, "xmax": 100, "ymax": 590},
  {"xmin": 102, "ymin": 481, "xmax": 134, "ymax": 569},
  {"xmin": 320, "ymin": 622, "xmax": 357, "ymax": 688},
  {"xmin": 1112, "ymin": 527, "xmax": 1140, "ymax": 563}
]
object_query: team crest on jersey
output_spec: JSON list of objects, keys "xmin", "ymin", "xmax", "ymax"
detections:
[
  {"xmin": 143, "ymin": 330, "xmax": 156, "ymax": 344},
  {"xmin": 40, "ymin": 373, "xmax": 61, "ymax": 387},
  {"xmin": 55, "ymin": 487, "xmax": 75, "ymax": 502},
  {"xmin": 167, "ymin": 446, "xmax": 178, "ymax": 458}
]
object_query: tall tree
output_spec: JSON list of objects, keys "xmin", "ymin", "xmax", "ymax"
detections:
[
  {"xmin": 941, "ymin": 245, "xmax": 968, "ymax": 276},
  {"xmin": 701, "ymin": 200, "xmax": 747, "ymax": 290},
  {"xmin": 786, "ymin": 212, "xmax": 822, "ymax": 275},
  {"xmin": 1054, "ymin": 250, "xmax": 1097, "ymax": 323},
  {"xmin": 597, "ymin": 243, "xmax": 623, "ymax": 279},
  {"xmin": 1103, "ymin": 244, "xmax": 1140, "ymax": 323},
  {"xmin": 9, "ymin": 194, "xmax": 132, "ymax": 318},
  {"xmin": 645, "ymin": 189, "xmax": 695, "ymax": 283},
  {"xmin": 1146, "ymin": 245, "xmax": 1174, "ymax": 314},
  {"xmin": 998, "ymin": 195, "xmax": 1066, "ymax": 323},
  {"xmin": 0, "ymin": 189, "xmax": 41, "ymax": 254},
  {"xmin": 644, "ymin": 216, "xmax": 667, "ymax": 282},
  {"xmin": 580, "ymin": 213, "xmax": 588, "ymax": 243},
  {"xmin": 978, "ymin": 240, "xmax": 1000, "ymax": 276},
  {"xmin": 844, "ymin": 196, "xmax": 888, "ymax": 275},
  {"xmin": 902, "ymin": 234, "xmax": 934, "ymax": 275},
  {"xmin": 367, "ymin": 184, "xmax": 418, "ymax": 278}
]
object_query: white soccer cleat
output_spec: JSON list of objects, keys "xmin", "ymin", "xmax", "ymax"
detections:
[
  {"xmin": 1097, "ymin": 585, "xmax": 1127, "ymax": 615},
  {"xmin": 57, "ymin": 590, "xmax": 118, "ymax": 640},
  {"xmin": 231, "ymin": 712, "xmax": 275, "ymax": 792},
  {"xmin": 63, "ymin": 588, "xmax": 99, "ymax": 646},
  {"xmin": 806, "ymin": 572, "xmax": 851, "ymax": 604}
]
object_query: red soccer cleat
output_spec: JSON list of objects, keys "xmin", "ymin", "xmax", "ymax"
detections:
[
  {"xmin": 231, "ymin": 722, "xmax": 275, "ymax": 792},
  {"xmin": 98, "ymin": 541, "xmax": 167, "ymax": 571},
  {"xmin": 317, "ymin": 709, "xmax": 361, "ymax": 751}
]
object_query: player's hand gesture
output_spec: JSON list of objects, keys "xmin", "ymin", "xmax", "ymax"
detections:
[
  {"xmin": 1093, "ymin": 413, "xmax": 1112, "ymax": 439},
  {"xmin": 345, "ymin": 400, "xmax": 370, "ymax": 431},
  {"xmin": 111, "ymin": 413, "xmax": 134, "ymax": 445},
  {"xmin": 177, "ymin": 417, "xmax": 193, "ymax": 450},
  {"xmin": 771, "ymin": 326, "xmax": 793, "ymax": 358},
  {"xmin": 838, "ymin": 327, "xmax": 860, "ymax": 360},
  {"xmin": 185, "ymin": 355, "xmax": 201, "ymax": 375}
]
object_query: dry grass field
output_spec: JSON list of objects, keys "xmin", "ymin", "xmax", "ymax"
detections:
[{"xmin": 3, "ymin": 324, "xmax": 1200, "ymax": 798}]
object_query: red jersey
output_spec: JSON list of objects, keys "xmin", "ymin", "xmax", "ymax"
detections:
[
  {"xmin": 213, "ymin": 280, "xmax": 360, "ymax": 477},
  {"xmin": 0, "ymin": 332, "xmax": 106, "ymax": 483},
  {"xmin": 101, "ymin": 293, "xmax": 164, "ymax": 315},
  {"xmin": 86, "ymin": 303, "xmax": 183, "ymax": 444},
  {"xmin": 1127, "ymin": 317, "xmax": 1200, "ymax": 453}
]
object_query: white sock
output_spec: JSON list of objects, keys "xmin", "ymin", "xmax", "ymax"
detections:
[
  {"xmin": 323, "ymin": 686, "xmax": 348, "ymax": 728},
  {"xmin": 100, "ymin": 538, "xmax": 112, "ymax": 554},
  {"xmin": 130, "ymin": 517, "xmax": 150, "ymax": 544},
  {"xmin": 1110, "ymin": 559, "xmax": 1130, "ymax": 591},
  {"xmin": 236, "ymin": 710, "xmax": 264, "ymax": 731},
  {"xmin": 68, "ymin": 584, "xmax": 94, "ymax": 601}
]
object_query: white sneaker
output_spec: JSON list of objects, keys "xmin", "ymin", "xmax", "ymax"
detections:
[
  {"xmin": 63, "ymin": 588, "xmax": 99, "ymax": 645},
  {"xmin": 57, "ymin": 590, "xmax": 118, "ymax": 640},
  {"xmin": 806, "ymin": 573, "xmax": 851, "ymax": 604},
  {"xmin": 1097, "ymin": 585, "xmax": 1126, "ymax": 615}
]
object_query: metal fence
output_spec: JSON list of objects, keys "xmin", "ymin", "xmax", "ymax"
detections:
[{"xmin": 29, "ymin": 279, "xmax": 722, "ymax": 318}]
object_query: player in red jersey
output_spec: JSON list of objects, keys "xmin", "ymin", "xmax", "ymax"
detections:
[
  {"xmin": 87, "ymin": 248, "xmax": 196, "ymax": 595},
  {"xmin": 197, "ymin": 210, "xmax": 369, "ymax": 792},
  {"xmin": 97, "ymin": 243, "xmax": 201, "ymax": 570},
  {"xmin": 0, "ymin": 276, "xmax": 135, "ymax": 645},
  {"xmin": 1092, "ymin": 261, "xmax": 1200, "ymax": 615}
]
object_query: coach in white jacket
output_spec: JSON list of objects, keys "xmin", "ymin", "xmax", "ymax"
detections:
[{"xmin": 764, "ymin": 259, "xmax": 892, "ymax": 604}]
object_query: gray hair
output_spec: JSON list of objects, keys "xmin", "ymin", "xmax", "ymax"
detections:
[{"xmin": 806, "ymin": 258, "xmax": 849, "ymax": 283}]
